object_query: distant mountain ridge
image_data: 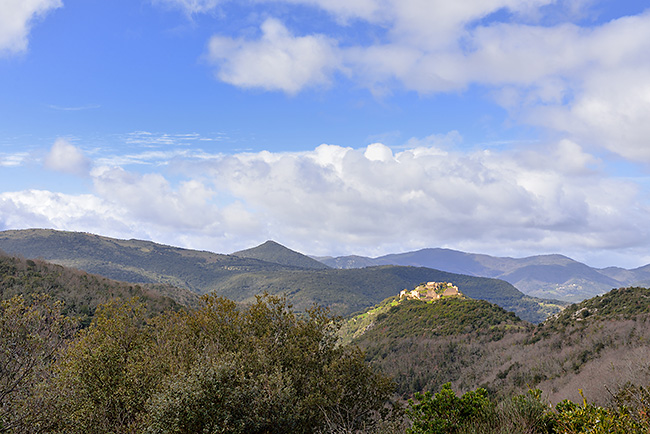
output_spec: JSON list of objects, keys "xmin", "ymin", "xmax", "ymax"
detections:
[
  {"xmin": 0, "ymin": 229, "xmax": 558, "ymax": 322},
  {"xmin": 317, "ymin": 248, "xmax": 650, "ymax": 302}
]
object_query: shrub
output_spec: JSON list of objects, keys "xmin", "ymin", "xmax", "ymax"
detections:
[{"xmin": 406, "ymin": 383, "xmax": 494, "ymax": 434}]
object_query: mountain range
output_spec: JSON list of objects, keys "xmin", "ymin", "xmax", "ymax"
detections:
[
  {"xmin": 0, "ymin": 229, "xmax": 560, "ymax": 322},
  {"xmin": 316, "ymin": 248, "xmax": 650, "ymax": 302}
]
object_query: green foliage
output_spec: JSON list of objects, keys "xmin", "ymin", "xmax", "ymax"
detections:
[
  {"xmin": 146, "ymin": 353, "xmax": 298, "ymax": 434},
  {"xmin": 405, "ymin": 385, "xmax": 650, "ymax": 434},
  {"xmin": 372, "ymin": 298, "xmax": 523, "ymax": 339},
  {"xmin": 15, "ymin": 293, "xmax": 395, "ymax": 434},
  {"xmin": 496, "ymin": 389, "xmax": 554, "ymax": 434},
  {"xmin": 552, "ymin": 391, "xmax": 650, "ymax": 434},
  {"xmin": 0, "ymin": 294, "xmax": 76, "ymax": 432},
  {"xmin": 45, "ymin": 298, "xmax": 160, "ymax": 434},
  {"xmin": 406, "ymin": 383, "xmax": 494, "ymax": 434},
  {"xmin": 0, "ymin": 252, "xmax": 188, "ymax": 323},
  {"xmin": 147, "ymin": 293, "xmax": 395, "ymax": 434}
]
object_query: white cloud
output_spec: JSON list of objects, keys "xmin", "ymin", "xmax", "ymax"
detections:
[
  {"xmin": 0, "ymin": 152, "xmax": 29, "ymax": 167},
  {"xmin": 0, "ymin": 0, "xmax": 61, "ymax": 56},
  {"xmin": 151, "ymin": 0, "xmax": 223, "ymax": 15},
  {"xmin": 0, "ymin": 190, "xmax": 120, "ymax": 233},
  {"xmin": 207, "ymin": 18, "xmax": 339, "ymax": 94},
  {"xmin": 90, "ymin": 165, "xmax": 262, "ymax": 240},
  {"xmin": 364, "ymin": 143, "xmax": 394, "ymax": 162},
  {"xmin": 2, "ymin": 137, "xmax": 649, "ymax": 265},
  {"xmin": 196, "ymin": 2, "xmax": 650, "ymax": 164},
  {"xmin": 193, "ymin": 140, "xmax": 648, "ymax": 257},
  {"xmin": 43, "ymin": 138, "xmax": 91, "ymax": 176},
  {"xmin": 525, "ymin": 67, "xmax": 650, "ymax": 162}
]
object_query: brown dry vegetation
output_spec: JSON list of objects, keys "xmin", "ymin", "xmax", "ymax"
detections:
[{"xmin": 351, "ymin": 287, "xmax": 650, "ymax": 406}]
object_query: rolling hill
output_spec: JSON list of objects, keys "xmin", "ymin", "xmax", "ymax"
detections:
[
  {"xmin": 0, "ymin": 229, "xmax": 559, "ymax": 322},
  {"xmin": 0, "ymin": 228, "xmax": 299, "ymax": 292},
  {"xmin": 0, "ymin": 252, "xmax": 197, "ymax": 323}
]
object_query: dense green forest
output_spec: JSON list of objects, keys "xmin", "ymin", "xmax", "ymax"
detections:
[
  {"xmin": 0, "ymin": 253, "xmax": 198, "ymax": 320},
  {"xmin": 3, "ymin": 251, "xmax": 650, "ymax": 433},
  {"xmin": 1, "ymin": 293, "xmax": 398, "ymax": 433}
]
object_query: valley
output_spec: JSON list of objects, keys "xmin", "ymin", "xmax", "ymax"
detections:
[{"xmin": 3, "ymin": 230, "xmax": 650, "ymax": 433}]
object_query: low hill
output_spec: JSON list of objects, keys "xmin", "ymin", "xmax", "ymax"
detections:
[
  {"xmin": 207, "ymin": 265, "xmax": 562, "ymax": 322},
  {"xmin": 543, "ymin": 286, "xmax": 650, "ymax": 326},
  {"xmin": 232, "ymin": 240, "xmax": 330, "ymax": 269},
  {"xmin": 0, "ymin": 252, "xmax": 197, "ymax": 323},
  {"xmin": 348, "ymin": 285, "xmax": 650, "ymax": 405}
]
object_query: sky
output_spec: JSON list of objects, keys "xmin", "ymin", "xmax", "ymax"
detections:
[{"xmin": 1, "ymin": 0, "xmax": 650, "ymax": 268}]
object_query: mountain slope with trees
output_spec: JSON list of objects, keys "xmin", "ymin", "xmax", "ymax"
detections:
[
  {"xmin": 232, "ymin": 240, "xmax": 331, "ymax": 269},
  {"xmin": 0, "ymin": 292, "xmax": 397, "ymax": 434},
  {"xmin": 347, "ymin": 285, "xmax": 650, "ymax": 406},
  {"xmin": 2, "ymin": 248, "xmax": 650, "ymax": 433},
  {"xmin": 0, "ymin": 229, "xmax": 299, "ymax": 292},
  {"xmin": 0, "ymin": 251, "xmax": 195, "ymax": 322},
  {"xmin": 0, "ymin": 229, "xmax": 560, "ymax": 322}
]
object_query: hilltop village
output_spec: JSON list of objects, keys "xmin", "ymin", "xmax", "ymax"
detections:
[{"xmin": 400, "ymin": 281, "xmax": 461, "ymax": 301}]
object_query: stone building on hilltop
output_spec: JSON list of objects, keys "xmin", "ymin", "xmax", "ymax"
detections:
[{"xmin": 399, "ymin": 282, "xmax": 460, "ymax": 301}]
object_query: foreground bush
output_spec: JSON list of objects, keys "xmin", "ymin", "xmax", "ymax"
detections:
[
  {"xmin": 406, "ymin": 384, "xmax": 650, "ymax": 434},
  {"xmin": 30, "ymin": 294, "xmax": 394, "ymax": 434},
  {"xmin": 406, "ymin": 383, "xmax": 495, "ymax": 434}
]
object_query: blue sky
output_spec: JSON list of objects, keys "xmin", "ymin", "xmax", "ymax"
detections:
[{"xmin": 1, "ymin": 0, "xmax": 650, "ymax": 268}]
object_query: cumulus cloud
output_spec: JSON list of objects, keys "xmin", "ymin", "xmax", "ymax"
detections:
[
  {"xmin": 90, "ymin": 165, "xmax": 262, "ymax": 240},
  {"xmin": 194, "ymin": 1, "xmax": 650, "ymax": 163},
  {"xmin": 208, "ymin": 18, "xmax": 339, "ymax": 94},
  {"xmin": 0, "ymin": 0, "xmax": 61, "ymax": 56},
  {"xmin": 43, "ymin": 138, "xmax": 91, "ymax": 176},
  {"xmin": 0, "ymin": 190, "xmax": 120, "ymax": 233},
  {"xmin": 188, "ymin": 140, "xmax": 647, "ymax": 257},
  {"xmin": 3, "ymin": 137, "xmax": 649, "ymax": 264}
]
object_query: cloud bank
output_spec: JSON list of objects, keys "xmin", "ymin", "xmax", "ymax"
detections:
[{"xmin": 2, "ymin": 136, "xmax": 648, "ymax": 267}]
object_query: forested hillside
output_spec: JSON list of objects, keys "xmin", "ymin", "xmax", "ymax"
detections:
[
  {"xmin": 349, "ymin": 286, "xmax": 650, "ymax": 406},
  {"xmin": 0, "ymin": 229, "xmax": 561, "ymax": 322},
  {"xmin": 0, "ymin": 293, "xmax": 396, "ymax": 433},
  {"xmin": 0, "ymin": 252, "xmax": 195, "ymax": 322}
]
